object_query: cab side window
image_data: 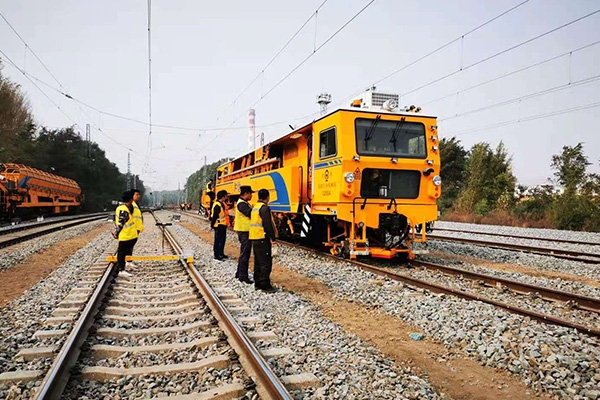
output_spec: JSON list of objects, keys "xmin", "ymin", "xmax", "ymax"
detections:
[{"xmin": 319, "ymin": 127, "xmax": 337, "ymax": 159}]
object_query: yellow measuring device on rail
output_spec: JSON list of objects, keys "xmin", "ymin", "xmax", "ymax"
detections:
[{"xmin": 105, "ymin": 255, "xmax": 194, "ymax": 263}]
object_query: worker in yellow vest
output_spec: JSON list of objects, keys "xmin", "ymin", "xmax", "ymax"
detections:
[
  {"xmin": 249, "ymin": 188, "xmax": 278, "ymax": 293},
  {"xmin": 210, "ymin": 190, "xmax": 229, "ymax": 260},
  {"xmin": 130, "ymin": 189, "xmax": 144, "ymax": 268},
  {"xmin": 206, "ymin": 179, "xmax": 215, "ymax": 215},
  {"xmin": 113, "ymin": 191, "xmax": 139, "ymax": 277},
  {"xmin": 234, "ymin": 186, "xmax": 254, "ymax": 284}
]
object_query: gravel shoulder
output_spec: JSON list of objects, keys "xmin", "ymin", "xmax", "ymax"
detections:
[
  {"xmin": 0, "ymin": 222, "xmax": 111, "ymax": 307},
  {"xmin": 0, "ymin": 219, "xmax": 110, "ymax": 272},
  {"xmin": 179, "ymin": 218, "xmax": 540, "ymax": 400},
  {"xmin": 0, "ymin": 226, "xmax": 114, "ymax": 399}
]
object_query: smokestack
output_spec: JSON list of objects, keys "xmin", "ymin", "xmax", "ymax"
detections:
[{"xmin": 248, "ymin": 109, "xmax": 256, "ymax": 150}]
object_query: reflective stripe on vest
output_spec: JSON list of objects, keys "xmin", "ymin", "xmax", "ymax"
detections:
[
  {"xmin": 249, "ymin": 203, "xmax": 266, "ymax": 240},
  {"xmin": 115, "ymin": 205, "xmax": 139, "ymax": 241},
  {"xmin": 234, "ymin": 199, "xmax": 251, "ymax": 232},
  {"xmin": 132, "ymin": 201, "xmax": 144, "ymax": 233},
  {"xmin": 211, "ymin": 201, "xmax": 228, "ymax": 227}
]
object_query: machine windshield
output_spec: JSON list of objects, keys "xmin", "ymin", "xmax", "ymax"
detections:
[
  {"xmin": 360, "ymin": 168, "xmax": 421, "ymax": 199},
  {"xmin": 355, "ymin": 117, "xmax": 426, "ymax": 158}
]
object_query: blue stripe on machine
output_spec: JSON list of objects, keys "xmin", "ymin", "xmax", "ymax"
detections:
[
  {"xmin": 269, "ymin": 205, "xmax": 291, "ymax": 212},
  {"xmin": 314, "ymin": 158, "xmax": 342, "ymax": 170},
  {"xmin": 251, "ymin": 172, "xmax": 291, "ymax": 212},
  {"xmin": 18, "ymin": 176, "xmax": 32, "ymax": 188}
]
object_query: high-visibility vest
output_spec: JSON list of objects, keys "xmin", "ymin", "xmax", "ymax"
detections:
[
  {"xmin": 234, "ymin": 199, "xmax": 251, "ymax": 232},
  {"xmin": 115, "ymin": 205, "xmax": 138, "ymax": 241},
  {"xmin": 211, "ymin": 201, "xmax": 229, "ymax": 227},
  {"xmin": 249, "ymin": 203, "xmax": 266, "ymax": 240},
  {"xmin": 132, "ymin": 201, "xmax": 144, "ymax": 233}
]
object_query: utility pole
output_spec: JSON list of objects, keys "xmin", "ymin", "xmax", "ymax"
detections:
[
  {"xmin": 133, "ymin": 175, "xmax": 137, "ymax": 189},
  {"xmin": 201, "ymin": 155, "xmax": 207, "ymax": 186},
  {"xmin": 126, "ymin": 152, "xmax": 131, "ymax": 191},
  {"xmin": 260, "ymin": 132, "xmax": 264, "ymax": 146},
  {"xmin": 85, "ymin": 124, "xmax": 91, "ymax": 160}
]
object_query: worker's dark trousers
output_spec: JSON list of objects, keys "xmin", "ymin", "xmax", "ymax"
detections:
[
  {"xmin": 116, "ymin": 238, "xmax": 137, "ymax": 272},
  {"xmin": 213, "ymin": 225, "xmax": 227, "ymax": 258},
  {"xmin": 236, "ymin": 231, "xmax": 251, "ymax": 279},
  {"xmin": 252, "ymin": 239, "xmax": 272, "ymax": 289}
]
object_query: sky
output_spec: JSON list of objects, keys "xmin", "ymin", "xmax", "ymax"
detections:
[{"xmin": 1, "ymin": 0, "xmax": 599, "ymax": 190}]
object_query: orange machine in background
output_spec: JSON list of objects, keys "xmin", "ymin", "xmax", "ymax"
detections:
[{"xmin": 0, "ymin": 163, "xmax": 83, "ymax": 220}]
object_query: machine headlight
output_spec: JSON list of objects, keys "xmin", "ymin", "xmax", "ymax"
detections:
[
  {"xmin": 344, "ymin": 172, "xmax": 355, "ymax": 183},
  {"xmin": 433, "ymin": 175, "xmax": 442, "ymax": 186}
]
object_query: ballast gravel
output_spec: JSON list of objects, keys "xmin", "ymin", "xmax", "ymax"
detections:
[
  {"xmin": 0, "ymin": 219, "xmax": 109, "ymax": 271},
  {"xmin": 0, "ymin": 229, "xmax": 114, "ymax": 399},
  {"xmin": 182, "ymin": 214, "xmax": 600, "ymax": 400},
  {"xmin": 419, "ymin": 239, "xmax": 600, "ymax": 283},
  {"xmin": 421, "ymin": 253, "xmax": 600, "ymax": 299},
  {"xmin": 429, "ymin": 221, "xmax": 600, "ymax": 281},
  {"xmin": 436, "ymin": 221, "xmax": 600, "ymax": 244},
  {"xmin": 169, "ymin": 216, "xmax": 441, "ymax": 400},
  {"xmin": 278, "ymin": 247, "xmax": 600, "ymax": 399}
]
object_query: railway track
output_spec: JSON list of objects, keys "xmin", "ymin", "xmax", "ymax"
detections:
[
  {"xmin": 433, "ymin": 226, "xmax": 600, "ymax": 247},
  {"xmin": 1, "ymin": 213, "xmax": 316, "ymax": 399},
  {"xmin": 425, "ymin": 232, "xmax": 600, "ymax": 264},
  {"xmin": 0, "ymin": 213, "xmax": 110, "ymax": 249},
  {"xmin": 182, "ymin": 211, "xmax": 600, "ymax": 337}
]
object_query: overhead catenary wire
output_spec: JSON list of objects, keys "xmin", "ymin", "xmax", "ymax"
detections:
[
  {"xmin": 0, "ymin": 12, "xmax": 138, "ymax": 154},
  {"xmin": 438, "ymin": 73, "xmax": 600, "ymax": 122},
  {"xmin": 0, "ymin": 10, "xmax": 64, "ymax": 90},
  {"xmin": 212, "ymin": 0, "xmax": 330, "ymax": 125},
  {"xmin": 200, "ymin": 0, "xmax": 377, "ymax": 153},
  {"xmin": 400, "ymin": 8, "xmax": 600, "ymax": 100},
  {"xmin": 370, "ymin": 0, "xmax": 531, "ymax": 89},
  {"xmin": 0, "ymin": 48, "xmax": 80, "ymax": 128},
  {"xmin": 444, "ymin": 99, "xmax": 600, "ymax": 137},
  {"xmin": 420, "ymin": 40, "xmax": 600, "ymax": 107},
  {"xmin": 145, "ymin": 0, "xmax": 153, "ymax": 167}
]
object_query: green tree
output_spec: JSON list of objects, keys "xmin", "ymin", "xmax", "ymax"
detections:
[
  {"xmin": 549, "ymin": 144, "xmax": 599, "ymax": 230},
  {"xmin": 34, "ymin": 127, "xmax": 133, "ymax": 211},
  {"xmin": 457, "ymin": 141, "xmax": 516, "ymax": 215},
  {"xmin": 513, "ymin": 185, "xmax": 556, "ymax": 222},
  {"xmin": 439, "ymin": 137, "xmax": 467, "ymax": 211},
  {"xmin": 0, "ymin": 62, "xmax": 35, "ymax": 162},
  {"xmin": 551, "ymin": 143, "xmax": 590, "ymax": 192},
  {"xmin": 1, "ymin": 66, "xmax": 139, "ymax": 213},
  {"xmin": 185, "ymin": 157, "xmax": 232, "ymax": 205}
]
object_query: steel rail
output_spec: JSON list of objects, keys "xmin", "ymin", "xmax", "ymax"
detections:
[
  {"xmin": 181, "ymin": 211, "xmax": 600, "ymax": 336},
  {"xmin": 434, "ymin": 227, "xmax": 600, "ymax": 247},
  {"xmin": 0, "ymin": 214, "xmax": 109, "ymax": 249},
  {"xmin": 426, "ymin": 234, "xmax": 600, "ymax": 264},
  {"xmin": 34, "ymin": 260, "xmax": 115, "ymax": 400},
  {"xmin": 154, "ymin": 213, "xmax": 293, "ymax": 400},
  {"xmin": 0, "ymin": 212, "xmax": 109, "ymax": 236},
  {"xmin": 411, "ymin": 259, "xmax": 600, "ymax": 313}
]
